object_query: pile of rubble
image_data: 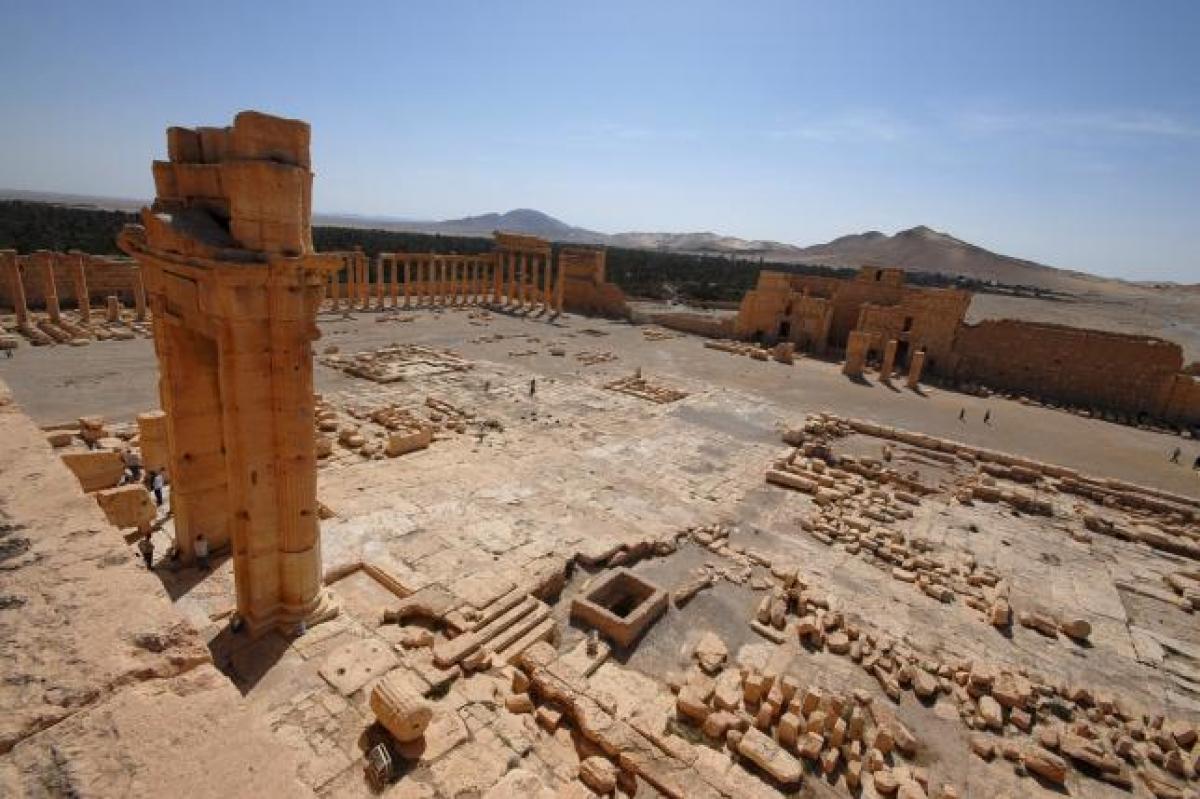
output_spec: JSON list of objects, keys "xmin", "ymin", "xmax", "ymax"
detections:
[
  {"xmin": 669, "ymin": 628, "xmax": 942, "ymax": 796},
  {"xmin": 320, "ymin": 343, "xmax": 472, "ymax": 383},
  {"xmin": 605, "ymin": 374, "xmax": 689, "ymax": 404},
  {"xmin": 703, "ymin": 339, "xmax": 795, "ymax": 364},
  {"xmin": 576, "ymin": 350, "xmax": 618, "ymax": 366},
  {"xmin": 692, "ymin": 519, "xmax": 1199, "ymax": 797},
  {"xmin": 642, "ymin": 328, "xmax": 678, "ymax": 341}
]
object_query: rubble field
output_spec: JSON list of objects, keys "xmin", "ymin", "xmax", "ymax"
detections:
[{"xmin": 2, "ymin": 304, "xmax": 1199, "ymax": 799}]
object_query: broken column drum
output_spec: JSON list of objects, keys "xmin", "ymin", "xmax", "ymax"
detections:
[{"xmin": 118, "ymin": 110, "xmax": 339, "ymax": 636}]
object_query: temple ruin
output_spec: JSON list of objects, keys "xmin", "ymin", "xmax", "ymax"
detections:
[
  {"xmin": 117, "ymin": 111, "xmax": 339, "ymax": 635},
  {"xmin": 733, "ymin": 266, "xmax": 1200, "ymax": 426},
  {"xmin": 3, "ymin": 111, "xmax": 1199, "ymax": 799}
]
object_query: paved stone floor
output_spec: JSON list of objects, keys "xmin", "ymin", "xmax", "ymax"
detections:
[{"xmin": 4, "ymin": 304, "xmax": 1199, "ymax": 798}]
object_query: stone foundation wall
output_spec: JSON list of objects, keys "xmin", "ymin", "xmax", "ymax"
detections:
[
  {"xmin": 643, "ymin": 311, "xmax": 734, "ymax": 339},
  {"xmin": 950, "ymin": 319, "xmax": 1193, "ymax": 421}
]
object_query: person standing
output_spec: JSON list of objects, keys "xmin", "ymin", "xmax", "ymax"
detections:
[
  {"xmin": 149, "ymin": 470, "xmax": 165, "ymax": 506},
  {"xmin": 122, "ymin": 448, "xmax": 142, "ymax": 483},
  {"xmin": 984, "ymin": 409, "xmax": 992, "ymax": 425},
  {"xmin": 958, "ymin": 408, "xmax": 966, "ymax": 422},
  {"xmin": 137, "ymin": 533, "xmax": 154, "ymax": 570},
  {"xmin": 194, "ymin": 534, "xmax": 209, "ymax": 571}
]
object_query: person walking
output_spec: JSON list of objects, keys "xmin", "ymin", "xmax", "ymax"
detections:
[
  {"xmin": 194, "ymin": 533, "xmax": 209, "ymax": 571},
  {"xmin": 529, "ymin": 378, "xmax": 536, "ymax": 397},
  {"xmin": 958, "ymin": 408, "xmax": 966, "ymax": 422},
  {"xmin": 984, "ymin": 409, "xmax": 992, "ymax": 425},
  {"xmin": 137, "ymin": 533, "xmax": 154, "ymax": 570},
  {"xmin": 1171, "ymin": 447, "xmax": 1182, "ymax": 464}
]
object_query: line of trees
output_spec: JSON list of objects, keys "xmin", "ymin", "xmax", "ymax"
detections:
[{"xmin": 0, "ymin": 200, "xmax": 1036, "ymax": 303}]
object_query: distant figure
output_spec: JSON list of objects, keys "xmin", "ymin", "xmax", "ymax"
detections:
[
  {"xmin": 529, "ymin": 378, "xmax": 536, "ymax": 396},
  {"xmin": 194, "ymin": 534, "xmax": 209, "ymax": 571},
  {"xmin": 958, "ymin": 408, "xmax": 966, "ymax": 422},
  {"xmin": 137, "ymin": 533, "xmax": 154, "ymax": 570},
  {"xmin": 1170, "ymin": 447, "xmax": 1181, "ymax": 464},
  {"xmin": 984, "ymin": 409, "xmax": 992, "ymax": 425},
  {"xmin": 1193, "ymin": 454, "xmax": 1200, "ymax": 471},
  {"xmin": 122, "ymin": 448, "xmax": 142, "ymax": 483},
  {"xmin": 148, "ymin": 470, "xmax": 165, "ymax": 506},
  {"xmin": 4, "ymin": 348, "xmax": 11, "ymax": 359}
]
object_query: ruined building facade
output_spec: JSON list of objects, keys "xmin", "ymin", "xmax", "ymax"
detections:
[{"xmin": 735, "ymin": 266, "xmax": 1200, "ymax": 426}]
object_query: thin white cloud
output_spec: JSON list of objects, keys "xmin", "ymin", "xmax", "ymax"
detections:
[
  {"xmin": 766, "ymin": 110, "xmax": 914, "ymax": 143},
  {"xmin": 955, "ymin": 109, "xmax": 1200, "ymax": 139}
]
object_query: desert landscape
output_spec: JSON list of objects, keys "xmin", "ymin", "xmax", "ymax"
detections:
[{"xmin": 0, "ymin": 108, "xmax": 1198, "ymax": 799}]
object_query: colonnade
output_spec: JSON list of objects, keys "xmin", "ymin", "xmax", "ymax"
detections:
[
  {"xmin": 324, "ymin": 247, "xmax": 563, "ymax": 316},
  {"xmin": 1, "ymin": 249, "xmax": 146, "ymax": 329}
]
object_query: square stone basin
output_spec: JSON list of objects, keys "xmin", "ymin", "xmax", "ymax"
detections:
[{"xmin": 570, "ymin": 567, "xmax": 668, "ymax": 648}]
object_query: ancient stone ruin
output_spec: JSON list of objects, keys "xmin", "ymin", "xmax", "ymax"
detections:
[
  {"xmin": 118, "ymin": 111, "xmax": 339, "ymax": 635},
  {"xmin": 3, "ymin": 110, "xmax": 1199, "ymax": 799}
]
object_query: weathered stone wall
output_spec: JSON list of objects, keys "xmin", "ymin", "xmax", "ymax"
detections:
[
  {"xmin": 950, "ymin": 320, "xmax": 1191, "ymax": 421},
  {"xmin": 643, "ymin": 311, "xmax": 734, "ymax": 338},
  {"xmin": 0, "ymin": 252, "xmax": 141, "ymax": 310},
  {"xmin": 1163, "ymin": 373, "xmax": 1200, "ymax": 425},
  {"xmin": 857, "ymin": 287, "xmax": 972, "ymax": 370},
  {"xmin": 733, "ymin": 266, "xmax": 969, "ymax": 362},
  {"xmin": 560, "ymin": 246, "xmax": 628, "ymax": 318}
]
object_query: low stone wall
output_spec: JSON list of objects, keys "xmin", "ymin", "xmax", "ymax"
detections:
[{"xmin": 643, "ymin": 311, "xmax": 733, "ymax": 339}]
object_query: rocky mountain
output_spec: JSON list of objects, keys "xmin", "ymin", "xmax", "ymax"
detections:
[{"xmin": 790, "ymin": 225, "xmax": 1102, "ymax": 292}]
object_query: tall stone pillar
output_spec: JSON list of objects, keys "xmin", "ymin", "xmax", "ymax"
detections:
[
  {"xmin": 329, "ymin": 264, "xmax": 341, "ymax": 312},
  {"xmin": 70, "ymin": 251, "xmax": 92, "ymax": 323},
  {"xmin": 106, "ymin": 295, "xmax": 121, "ymax": 322},
  {"xmin": 529, "ymin": 258, "xmax": 540, "ymax": 312},
  {"xmin": 880, "ymin": 338, "xmax": 898, "ymax": 382},
  {"xmin": 842, "ymin": 330, "xmax": 870, "ymax": 377},
  {"xmin": 506, "ymin": 252, "xmax": 516, "ymax": 305},
  {"xmin": 37, "ymin": 251, "xmax": 62, "ymax": 323},
  {"xmin": 907, "ymin": 350, "xmax": 926, "ymax": 389},
  {"xmin": 2, "ymin": 250, "xmax": 29, "ymax": 328},
  {"xmin": 403, "ymin": 258, "xmax": 411, "ymax": 308},
  {"xmin": 543, "ymin": 253, "xmax": 553, "ymax": 309},
  {"xmin": 359, "ymin": 252, "xmax": 370, "ymax": 310},
  {"xmin": 388, "ymin": 257, "xmax": 398, "ymax": 308},
  {"xmin": 373, "ymin": 255, "xmax": 384, "ymax": 309},
  {"xmin": 554, "ymin": 257, "xmax": 565, "ymax": 315},
  {"xmin": 118, "ymin": 111, "xmax": 338, "ymax": 637},
  {"xmin": 133, "ymin": 267, "xmax": 148, "ymax": 322}
]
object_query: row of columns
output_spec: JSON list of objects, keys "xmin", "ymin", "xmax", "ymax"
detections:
[
  {"xmin": 2, "ymin": 249, "xmax": 146, "ymax": 327},
  {"xmin": 324, "ymin": 250, "xmax": 564, "ymax": 316},
  {"xmin": 842, "ymin": 333, "xmax": 926, "ymax": 388}
]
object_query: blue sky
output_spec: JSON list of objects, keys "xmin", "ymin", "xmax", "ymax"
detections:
[{"xmin": 2, "ymin": 1, "xmax": 1198, "ymax": 281}]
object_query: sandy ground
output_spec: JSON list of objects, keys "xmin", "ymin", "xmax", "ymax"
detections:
[{"xmin": 3, "ymin": 306, "xmax": 1199, "ymax": 798}]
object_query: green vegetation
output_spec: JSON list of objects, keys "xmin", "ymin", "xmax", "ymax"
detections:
[{"xmin": 0, "ymin": 200, "xmax": 1029, "ymax": 303}]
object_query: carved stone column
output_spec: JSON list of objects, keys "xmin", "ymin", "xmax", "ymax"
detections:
[
  {"xmin": 2, "ymin": 250, "xmax": 29, "ymax": 328},
  {"xmin": 907, "ymin": 350, "xmax": 926, "ymax": 389},
  {"xmin": 66, "ymin": 251, "xmax": 91, "ymax": 324},
  {"xmin": 880, "ymin": 339, "xmax": 898, "ymax": 382}
]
